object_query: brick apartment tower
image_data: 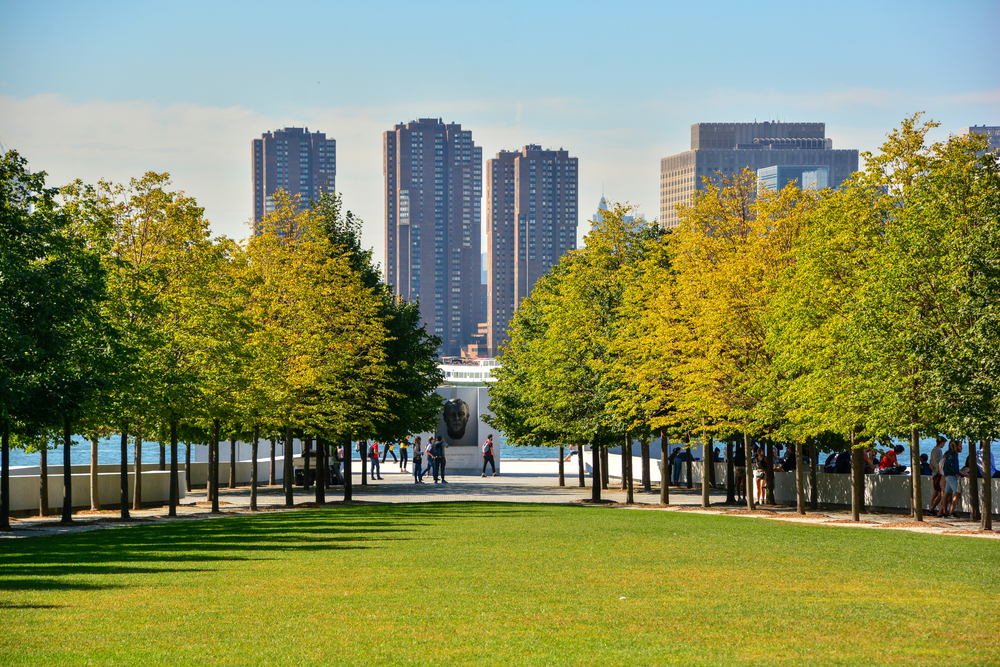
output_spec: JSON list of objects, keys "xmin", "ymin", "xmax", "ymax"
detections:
[
  {"xmin": 252, "ymin": 127, "xmax": 336, "ymax": 233},
  {"xmin": 384, "ymin": 119, "xmax": 482, "ymax": 357},
  {"xmin": 486, "ymin": 145, "xmax": 578, "ymax": 356},
  {"xmin": 659, "ymin": 122, "xmax": 857, "ymax": 228}
]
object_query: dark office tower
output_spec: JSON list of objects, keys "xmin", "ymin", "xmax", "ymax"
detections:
[
  {"xmin": 486, "ymin": 145, "xmax": 578, "ymax": 356},
  {"xmin": 384, "ymin": 118, "xmax": 482, "ymax": 358},
  {"xmin": 659, "ymin": 122, "xmax": 858, "ymax": 228},
  {"xmin": 252, "ymin": 127, "xmax": 336, "ymax": 233}
]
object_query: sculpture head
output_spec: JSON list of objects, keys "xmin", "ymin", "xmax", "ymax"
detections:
[{"xmin": 443, "ymin": 398, "xmax": 471, "ymax": 440}]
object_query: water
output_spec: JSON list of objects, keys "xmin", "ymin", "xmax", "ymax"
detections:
[{"xmin": 5, "ymin": 434, "xmax": 995, "ymax": 470}]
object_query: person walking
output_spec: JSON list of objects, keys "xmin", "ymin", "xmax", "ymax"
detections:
[
  {"xmin": 381, "ymin": 440, "xmax": 398, "ymax": 465},
  {"xmin": 754, "ymin": 447, "xmax": 768, "ymax": 505},
  {"xmin": 433, "ymin": 435, "xmax": 447, "ymax": 483},
  {"xmin": 411, "ymin": 437, "xmax": 423, "ymax": 484},
  {"xmin": 423, "ymin": 436, "xmax": 436, "ymax": 481},
  {"xmin": 938, "ymin": 440, "xmax": 963, "ymax": 518},
  {"xmin": 482, "ymin": 434, "xmax": 497, "ymax": 477},
  {"xmin": 399, "ymin": 438, "xmax": 409, "ymax": 473},
  {"xmin": 369, "ymin": 441, "xmax": 383, "ymax": 480}
]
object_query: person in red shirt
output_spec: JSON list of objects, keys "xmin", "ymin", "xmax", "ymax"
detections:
[{"xmin": 481, "ymin": 434, "xmax": 497, "ymax": 477}]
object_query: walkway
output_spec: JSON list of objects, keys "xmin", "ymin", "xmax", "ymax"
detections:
[{"xmin": 2, "ymin": 459, "xmax": 996, "ymax": 540}]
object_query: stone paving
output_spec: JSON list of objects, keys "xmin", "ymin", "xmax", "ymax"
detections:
[{"xmin": 2, "ymin": 459, "xmax": 996, "ymax": 540}]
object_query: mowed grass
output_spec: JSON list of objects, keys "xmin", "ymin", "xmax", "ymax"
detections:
[{"xmin": 1, "ymin": 503, "xmax": 997, "ymax": 667}]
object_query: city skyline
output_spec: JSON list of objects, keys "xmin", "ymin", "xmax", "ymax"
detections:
[{"xmin": 1, "ymin": 1, "xmax": 996, "ymax": 266}]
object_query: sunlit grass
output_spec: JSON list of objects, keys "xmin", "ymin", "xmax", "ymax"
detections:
[{"xmin": 1, "ymin": 503, "xmax": 997, "ymax": 666}]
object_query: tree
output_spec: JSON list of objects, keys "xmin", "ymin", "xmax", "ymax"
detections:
[{"xmin": 1, "ymin": 151, "xmax": 114, "ymax": 527}]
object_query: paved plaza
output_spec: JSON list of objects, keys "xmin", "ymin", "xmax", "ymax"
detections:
[{"xmin": 2, "ymin": 459, "xmax": 996, "ymax": 540}]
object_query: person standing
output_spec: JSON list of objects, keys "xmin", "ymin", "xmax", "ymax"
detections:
[
  {"xmin": 734, "ymin": 442, "xmax": 747, "ymax": 503},
  {"xmin": 399, "ymin": 438, "xmax": 409, "ymax": 473},
  {"xmin": 929, "ymin": 436, "xmax": 945, "ymax": 514},
  {"xmin": 754, "ymin": 447, "xmax": 768, "ymax": 505},
  {"xmin": 938, "ymin": 440, "xmax": 963, "ymax": 518},
  {"xmin": 482, "ymin": 434, "xmax": 497, "ymax": 477},
  {"xmin": 423, "ymin": 436, "xmax": 436, "ymax": 481},
  {"xmin": 433, "ymin": 435, "xmax": 447, "ymax": 483},
  {"xmin": 411, "ymin": 437, "xmax": 423, "ymax": 484},
  {"xmin": 369, "ymin": 441, "xmax": 383, "ymax": 480},
  {"xmin": 382, "ymin": 440, "xmax": 398, "ymax": 465}
]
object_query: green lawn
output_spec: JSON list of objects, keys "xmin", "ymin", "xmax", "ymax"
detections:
[{"xmin": 1, "ymin": 503, "xmax": 997, "ymax": 666}]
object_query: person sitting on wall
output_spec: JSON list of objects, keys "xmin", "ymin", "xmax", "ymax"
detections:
[
  {"xmin": 775, "ymin": 447, "xmax": 796, "ymax": 473},
  {"xmin": 879, "ymin": 445, "xmax": 906, "ymax": 475},
  {"xmin": 919, "ymin": 453, "xmax": 933, "ymax": 476}
]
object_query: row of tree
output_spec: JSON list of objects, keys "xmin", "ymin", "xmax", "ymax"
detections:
[
  {"xmin": 0, "ymin": 152, "xmax": 443, "ymax": 530},
  {"xmin": 488, "ymin": 115, "xmax": 998, "ymax": 529}
]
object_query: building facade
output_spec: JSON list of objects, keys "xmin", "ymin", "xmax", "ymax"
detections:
[
  {"xmin": 486, "ymin": 145, "xmax": 578, "ymax": 356},
  {"xmin": 252, "ymin": 127, "xmax": 335, "ymax": 232},
  {"xmin": 384, "ymin": 118, "xmax": 482, "ymax": 358},
  {"xmin": 659, "ymin": 122, "xmax": 857, "ymax": 228},
  {"xmin": 962, "ymin": 125, "xmax": 1000, "ymax": 155}
]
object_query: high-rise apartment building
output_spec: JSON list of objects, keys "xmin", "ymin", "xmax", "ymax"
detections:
[
  {"xmin": 961, "ymin": 125, "xmax": 1000, "ymax": 155},
  {"xmin": 659, "ymin": 122, "xmax": 857, "ymax": 228},
  {"xmin": 252, "ymin": 127, "xmax": 336, "ymax": 232},
  {"xmin": 384, "ymin": 118, "xmax": 482, "ymax": 358},
  {"xmin": 486, "ymin": 145, "xmax": 578, "ymax": 356}
]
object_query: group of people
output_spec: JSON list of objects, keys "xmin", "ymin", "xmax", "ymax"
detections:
[{"xmin": 353, "ymin": 433, "xmax": 501, "ymax": 485}]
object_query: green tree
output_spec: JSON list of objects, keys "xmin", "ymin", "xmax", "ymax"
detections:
[{"xmin": 1, "ymin": 151, "xmax": 114, "ymax": 527}]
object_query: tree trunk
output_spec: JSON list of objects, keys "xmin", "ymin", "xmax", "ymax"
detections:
[
  {"xmin": 601, "ymin": 445, "xmax": 609, "ymax": 490},
  {"xmin": 269, "ymin": 437, "xmax": 276, "ymax": 486},
  {"xmin": 39, "ymin": 447, "xmax": 49, "ymax": 517},
  {"xmin": 968, "ymin": 444, "xmax": 980, "ymax": 523},
  {"xmin": 185, "ymin": 441, "xmax": 191, "ymax": 492},
  {"xmin": 981, "ymin": 440, "xmax": 992, "ymax": 531},
  {"xmin": 744, "ymin": 432, "xmax": 755, "ymax": 510},
  {"xmin": 725, "ymin": 442, "xmax": 735, "ymax": 504},
  {"xmin": 303, "ymin": 437, "xmax": 312, "ymax": 489},
  {"xmin": 641, "ymin": 434, "xmax": 651, "ymax": 493},
  {"xmin": 765, "ymin": 441, "xmax": 775, "ymax": 506},
  {"xmin": 660, "ymin": 428, "xmax": 669, "ymax": 505},
  {"xmin": 168, "ymin": 420, "xmax": 178, "ymax": 517},
  {"xmin": 591, "ymin": 442, "xmax": 601, "ymax": 502},
  {"xmin": 558, "ymin": 445, "xmax": 565, "ymax": 487},
  {"xmin": 250, "ymin": 424, "xmax": 259, "ymax": 512},
  {"xmin": 360, "ymin": 440, "xmax": 368, "ymax": 487},
  {"xmin": 229, "ymin": 437, "xmax": 237, "ymax": 489},
  {"xmin": 794, "ymin": 443, "xmax": 805, "ymax": 515},
  {"xmin": 60, "ymin": 416, "xmax": 74, "ymax": 524},
  {"xmin": 119, "ymin": 425, "xmax": 130, "ymax": 520},
  {"xmin": 625, "ymin": 434, "xmax": 634, "ymax": 505},
  {"xmin": 315, "ymin": 439, "xmax": 326, "ymax": 505},
  {"xmin": 620, "ymin": 436, "xmax": 628, "ymax": 491},
  {"xmin": 577, "ymin": 444, "xmax": 585, "ymax": 488},
  {"xmin": 685, "ymin": 433, "xmax": 693, "ymax": 489},
  {"xmin": 809, "ymin": 442, "xmax": 818, "ymax": 510},
  {"xmin": 132, "ymin": 432, "xmax": 143, "ymax": 511},
  {"xmin": 701, "ymin": 427, "xmax": 711, "ymax": 507},
  {"xmin": 89, "ymin": 435, "xmax": 101, "ymax": 511},
  {"xmin": 851, "ymin": 443, "xmax": 864, "ymax": 522},
  {"xmin": 1, "ymin": 427, "xmax": 10, "ymax": 531},
  {"xmin": 159, "ymin": 443, "xmax": 165, "ymax": 471},
  {"xmin": 283, "ymin": 426, "xmax": 294, "ymax": 507},
  {"xmin": 910, "ymin": 426, "xmax": 923, "ymax": 521},
  {"xmin": 343, "ymin": 435, "xmax": 353, "ymax": 502},
  {"xmin": 211, "ymin": 419, "xmax": 220, "ymax": 513}
]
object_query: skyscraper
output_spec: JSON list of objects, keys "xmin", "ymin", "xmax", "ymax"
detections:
[
  {"xmin": 486, "ymin": 145, "xmax": 578, "ymax": 356},
  {"xmin": 384, "ymin": 118, "xmax": 482, "ymax": 358},
  {"xmin": 252, "ymin": 127, "xmax": 336, "ymax": 232},
  {"xmin": 659, "ymin": 122, "xmax": 857, "ymax": 228}
]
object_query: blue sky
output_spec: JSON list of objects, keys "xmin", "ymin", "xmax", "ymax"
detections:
[{"xmin": 2, "ymin": 0, "xmax": 998, "ymax": 261}]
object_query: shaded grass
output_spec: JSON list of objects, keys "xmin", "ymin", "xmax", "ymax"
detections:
[{"xmin": 0, "ymin": 502, "xmax": 997, "ymax": 666}]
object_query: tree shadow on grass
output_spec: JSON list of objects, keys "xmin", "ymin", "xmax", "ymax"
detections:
[{"xmin": 0, "ymin": 502, "xmax": 544, "ymax": 594}]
